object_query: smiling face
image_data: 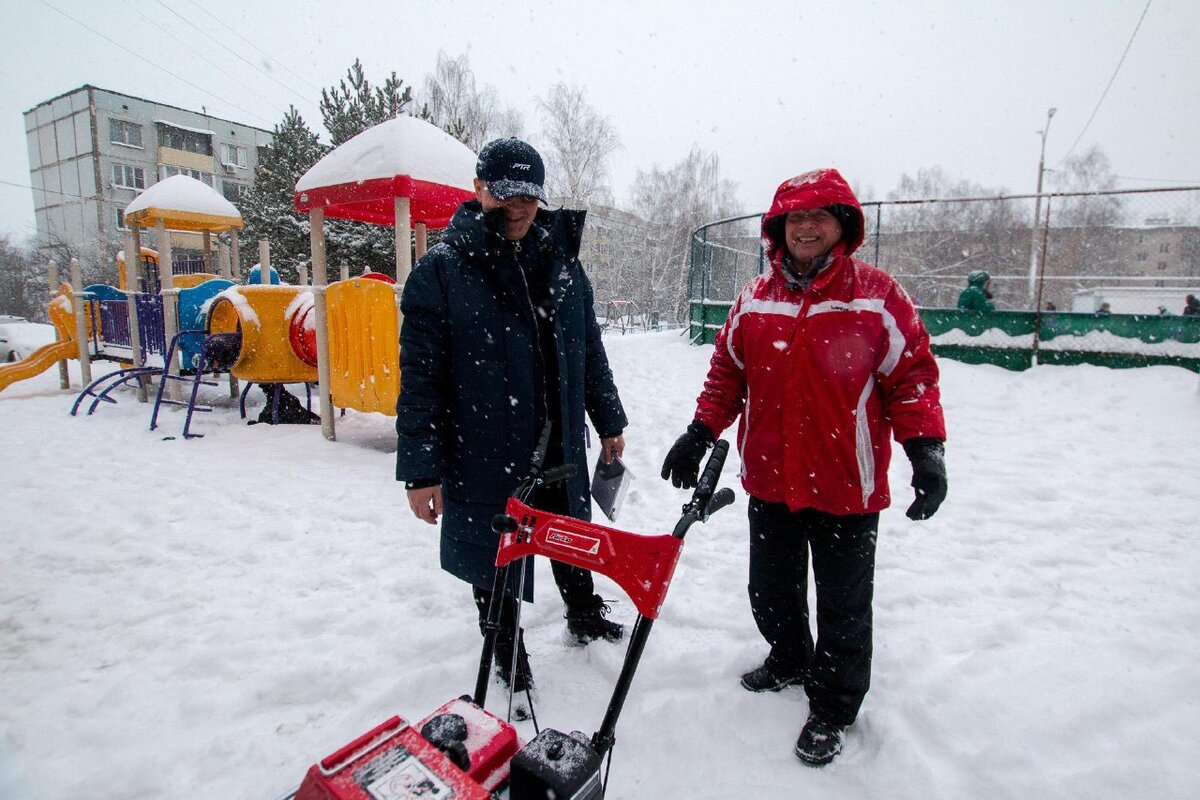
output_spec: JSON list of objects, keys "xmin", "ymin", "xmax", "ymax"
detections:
[
  {"xmin": 475, "ymin": 179, "xmax": 539, "ymax": 241},
  {"xmin": 783, "ymin": 208, "xmax": 843, "ymax": 268}
]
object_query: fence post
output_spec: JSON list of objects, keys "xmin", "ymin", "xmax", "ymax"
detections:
[
  {"xmin": 69, "ymin": 258, "xmax": 92, "ymax": 385},
  {"xmin": 157, "ymin": 220, "xmax": 181, "ymax": 403},
  {"xmin": 47, "ymin": 259, "xmax": 70, "ymax": 388},
  {"xmin": 218, "ymin": 242, "xmax": 232, "ymax": 280},
  {"xmin": 258, "ymin": 240, "xmax": 271, "ymax": 284},
  {"xmin": 124, "ymin": 231, "xmax": 147, "ymax": 402},
  {"xmin": 230, "ymin": 228, "xmax": 241, "ymax": 281},
  {"xmin": 1031, "ymin": 198, "xmax": 1054, "ymax": 365},
  {"xmin": 310, "ymin": 208, "xmax": 335, "ymax": 441}
]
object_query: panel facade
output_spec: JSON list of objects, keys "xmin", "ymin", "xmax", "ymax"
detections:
[{"xmin": 24, "ymin": 85, "xmax": 272, "ymax": 263}]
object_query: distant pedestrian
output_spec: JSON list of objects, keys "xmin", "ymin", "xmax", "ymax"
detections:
[
  {"xmin": 1043, "ymin": 301, "xmax": 1057, "ymax": 312},
  {"xmin": 1183, "ymin": 295, "xmax": 1200, "ymax": 317},
  {"xmin": 1095, "ymin": 302, "xmax": 1112, "ymax": 317},
  {"xmin": 957, "ymin": 271, "xmax": 994, "ymax": 312}
]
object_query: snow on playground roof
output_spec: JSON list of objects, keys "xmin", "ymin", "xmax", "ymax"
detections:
[
  {"xmin": 124, "ymin": 175, "xmax": 244, "ymax": 233},
  {"xmin": 294, "ymin": 115, "xmax": 477, "ymax": 229}
]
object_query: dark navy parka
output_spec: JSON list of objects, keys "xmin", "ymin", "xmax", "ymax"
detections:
[{"xmin": 395, "ymin": 200, "xmax": 627, "ymax": 592}]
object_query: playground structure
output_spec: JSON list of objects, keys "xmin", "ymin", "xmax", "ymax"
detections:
[
  {"xmin": 293, "ymin": 113, "xmax": 477, "ymax": 439},
  {"xmin": 3, "ymin": 115, "xmax": 481, "ymax": 443}
]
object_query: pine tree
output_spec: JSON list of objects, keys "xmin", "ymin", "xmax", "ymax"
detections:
[
  {"xmin": 320, "ymin": 58, "xmax": 413, "ymax": 147},
  {"xmin": 240, "ymin": 107, "xmax": 327, "ymax": 283}
]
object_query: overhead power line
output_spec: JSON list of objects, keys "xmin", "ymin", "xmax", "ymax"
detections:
[
  {"xmin": 155, "ymin": 0, "xmax": 312, "ymax": 106},
  {"xmin": 181, "ymin": 0, "xmax": 323, "ymax": 94},
  {"xmin": 39, "ymin": 0, "xmax": 275, "ymax": 127},
  {"xmin": 122, "ymin": 0, "xmax": 289, "ymax": 119},
  {"xmin": 1057, "ymin": 0, "xmax": 1154, "ymax": 165}
]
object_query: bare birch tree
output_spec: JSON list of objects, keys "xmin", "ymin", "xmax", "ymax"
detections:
[
  {"xmin": 418, "ymin": 52, "xmax": 523, "ymax": 152},
  {"xmin": 537, "ymin": 83, "xmax": 620, "ymax": 206},
  {"xmin": 629, "ymin": 148, "xmax": 741, "ymax": 322}
]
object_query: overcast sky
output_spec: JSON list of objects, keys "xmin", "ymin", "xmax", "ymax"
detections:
[{"xmin": 1, "ymin": 0, "xmax": 1197, "ymax": 243}]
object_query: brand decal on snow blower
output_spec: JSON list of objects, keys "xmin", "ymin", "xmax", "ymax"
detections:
[{"xmin": 545, "ymin": 526, "xmax": 601, "ymax": 556}]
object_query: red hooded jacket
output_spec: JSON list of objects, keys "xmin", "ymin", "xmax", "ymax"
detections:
[{"xmin": 694, "ymin": 169, "xmax": 945, "ymax": 514}]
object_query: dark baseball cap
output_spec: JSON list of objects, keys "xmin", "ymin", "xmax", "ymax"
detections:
[{"xmin": 476, "ymin": 138, "xmax": 547, "ymax": 202}]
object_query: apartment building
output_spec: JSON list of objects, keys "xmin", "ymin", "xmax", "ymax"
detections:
[{"xmin": 24, "ymin": 85, "xmax": 272, "ymax": 261}]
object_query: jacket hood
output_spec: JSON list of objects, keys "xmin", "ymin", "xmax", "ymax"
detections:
[
  {"xmin": 967, "ymin": 270, "xmax": 991, "ymax": 287},
  {"xmin": 762, "ymin": 168, "xmax": 864, "ymax": 263}
]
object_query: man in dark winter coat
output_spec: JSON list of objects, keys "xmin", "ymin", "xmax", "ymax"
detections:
[
  {"xmin": 661, "ymin": 169, "xmax": 948, "ymax": 767},
  {"xmin": 396, "ymin": 138, "xmax": 629, "ymax": 695}
]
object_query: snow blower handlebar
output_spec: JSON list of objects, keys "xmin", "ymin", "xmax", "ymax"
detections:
[{"xmin": 672, "ymin": 439, "xmax": 735, "ymax": 539}]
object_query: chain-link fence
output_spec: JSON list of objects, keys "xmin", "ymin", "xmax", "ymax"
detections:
[{"xmin": 687, "ymin": 187, "xmax": 1200, "ymax": 368}]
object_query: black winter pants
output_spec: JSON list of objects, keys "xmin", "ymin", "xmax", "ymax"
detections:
[
  {"xmin": 747, "ymin": 497, "xmax": 878, "ymax": 726},
  {"xmin": 533, "ymin": 476, "xmax": 599, "ymax": 611}
]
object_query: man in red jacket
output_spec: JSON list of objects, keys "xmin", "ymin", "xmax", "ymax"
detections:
[{"xmin": 662, "ymin": 168, "xmax": 947, "ymax": 766}]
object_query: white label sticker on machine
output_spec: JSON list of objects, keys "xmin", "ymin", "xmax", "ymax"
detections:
[{"xmin": 364, "ymin": 747, "xmax": 454, "ymax": 800}]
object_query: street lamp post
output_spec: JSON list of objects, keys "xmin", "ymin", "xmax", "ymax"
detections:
[{"xmin": 1027, "ymin": 107, "xmax": 1057, "ymax": 307}]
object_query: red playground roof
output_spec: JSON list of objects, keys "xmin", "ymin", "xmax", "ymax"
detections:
[{"xmin": 293, "ymin": 116, "xmax": 477, "ymax": 229}]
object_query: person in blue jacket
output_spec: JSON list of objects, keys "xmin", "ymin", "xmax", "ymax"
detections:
[{"xmin": 395, "ymin": 138, "xmax": 628, "ymax": 694}]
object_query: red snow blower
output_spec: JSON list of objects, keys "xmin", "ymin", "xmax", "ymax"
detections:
[{"xmin": 282, "ymin": 426, "xmax": 735, "ymax": 799}]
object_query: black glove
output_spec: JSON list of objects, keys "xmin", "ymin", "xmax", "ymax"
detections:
[
  {"xmin": 660, "ymin": 421, "xmax": 715, "ymax": 489},
  {"xmin": 902, "ymin": 438, "xmax": 947, "ymax": 520}
]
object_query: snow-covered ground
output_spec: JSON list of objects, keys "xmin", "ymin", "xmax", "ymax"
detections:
[{"xmin": 2, "ymin": 331, "xmax": 1198, "ymax": 799}]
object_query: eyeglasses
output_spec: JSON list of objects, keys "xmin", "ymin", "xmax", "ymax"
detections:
[{"xmin": 785, "ymin": 209, "xmax": 838, "ymax": 225}]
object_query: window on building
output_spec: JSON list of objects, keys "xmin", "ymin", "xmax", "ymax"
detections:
[
  {"xmin": 221, "ymin": 181, "xmax": 248, "ymax": 202},
  {"xmin": 1137, "ymin": 252, "xmax": 1148, "ymax": 262},
  {"xmin": 115, "ymin": 208, "xmax": 128, "ymax": 231},
  {"xmin": 222, "ymin": 143, "xmax": 247, "ymax": 169},
  {"xmin": 110, "ymin": 119, "xmax": 143, "ymax": 148},
  {"xmin": 157, "ymin": 123, "xmax": 213, "ymax": 155},
  {"xmin": 1158, "ymin": 262, "xmax": 1168, "ymax": 270},
  {"xmin": 1160, "ymin": 243, "xmax": 1170, "ymax": 253},
  {"xmin": 112, "ymin": 164, "xmax": 145, "ymax": 190},
  {"xmin": 160, "ymin": 164, "xmax": 214, "ymax": 186}
]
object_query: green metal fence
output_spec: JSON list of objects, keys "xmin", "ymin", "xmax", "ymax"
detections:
[{"xmin": 687, "ymin": 188, "xmax": 1200, "ymax": 371}]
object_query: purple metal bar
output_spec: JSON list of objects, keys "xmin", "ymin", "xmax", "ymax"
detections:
[
  {"xmin": 96, "ymin": 300, "xmax": 132, "ymax": 349},
  {"xmin": 134, "ymin": 294, "xmax": 166, "ymax": 357}
]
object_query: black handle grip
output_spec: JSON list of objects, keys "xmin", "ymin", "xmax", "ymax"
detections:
[
  {"xmin": 491, "ymin": 514, "xmax": 518, "ymax": 534},
  {"xmin": 706, "ymin": 487, "xmax": 736, "ymax": 516},
  {"xmin": 694, "ymin": 440, "xmax": 729, "ymax": 505},
  {"xmin": 540, "ymin": 464, "xmax": 578, "ymax": 486}
]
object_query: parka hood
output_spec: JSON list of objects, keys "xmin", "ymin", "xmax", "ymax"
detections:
[
  {"xmin": 762, "ymin": 168, "xmax": 864, "ymax": 263},
  {"xmin": 967, "ymin": 270, "xmax": 991, "ymax": 288}
]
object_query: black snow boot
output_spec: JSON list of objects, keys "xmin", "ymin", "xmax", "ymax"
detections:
[
  {"xmin": 794, "ymin": 714, "xmax": 846, "ymax": 767},
  {"xmin": 495, "ymin": 630, "xmax": 535, "ymax": 694},
  {"xmin": 740, "ymin": 655, "xmax": 805, "ymax": 693},
  {"xmin": 564, "ymin": 595, "xmax": 625, "ymax": 646},
  {"xmin": 494, "ymin": 630, "xmax": 536, "ymax": 721}
]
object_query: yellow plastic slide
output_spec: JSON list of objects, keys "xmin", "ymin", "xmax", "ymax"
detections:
[
  {"xmin": 0, "ymin": 284, "xmax": 79, "ymax": 395},
  {"xmin": 0, "ymin": 340, "xmax": 79, "ymax": 393}
]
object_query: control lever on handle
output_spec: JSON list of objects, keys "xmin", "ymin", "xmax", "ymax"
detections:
[{"xmin": 705, "ymin": 487, "xmax": 736, "ymax": 518}]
